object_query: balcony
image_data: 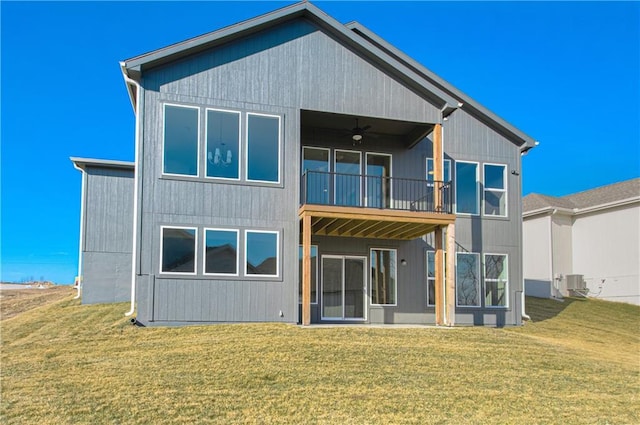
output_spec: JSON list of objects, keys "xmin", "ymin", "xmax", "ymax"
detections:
[{"xmin": 299, "ymin": 171, "xmax": 455, "ymax": 240}]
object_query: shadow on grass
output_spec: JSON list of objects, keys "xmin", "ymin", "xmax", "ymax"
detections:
[{"xmin": 526, "ymin": 296, "xmax": 582, "ymax": 322}]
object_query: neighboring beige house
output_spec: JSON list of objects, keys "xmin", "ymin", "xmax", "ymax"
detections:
[{"xmin": 523, "ymin": 178, "xmax": 640, "ymax": 305}]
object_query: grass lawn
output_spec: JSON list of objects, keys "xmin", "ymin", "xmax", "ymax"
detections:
[{"xmin": 1, "ymin": 294, "xmax": 638, "ymax": 424}]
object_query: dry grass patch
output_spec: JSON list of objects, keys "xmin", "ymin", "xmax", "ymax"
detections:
[
  {"xmin": 1, "ymin": 295, "xmax": 638, "ymax": 424},
  {"xmin": 0, "ymin": 286, "xmax": 73, "ymax": 320}
]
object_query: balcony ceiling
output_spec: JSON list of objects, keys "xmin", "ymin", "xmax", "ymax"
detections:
[
  {"xmin": 299, "ymin": 204, "xmax": 455, "ymax": 241},
  {"xmin": 301, "ymin": 110, "xmax": 434, "ymax": 149}
]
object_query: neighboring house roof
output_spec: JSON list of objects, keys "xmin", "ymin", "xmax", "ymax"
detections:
[
  {"xmin": 523, "ymin": 178, "xmax": 640, "ymax": 217},
  {"xmin": 120, "ymin": 1, "xmax": 536, "ymax": 151},
  {"xmin": 70, "ymin": 157, "xmax": 135, "ymax": 171}
]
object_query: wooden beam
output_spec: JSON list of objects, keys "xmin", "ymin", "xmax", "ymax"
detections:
[
  {"xmin": 433, "ymin": 123, "xmax": 443, "ymax": 212},
  {"xmin": 302, "ymin": 215, "xmax": 312, "ymax": 326},
  {"xmin": 313, "ymin": 217, "xmax": 338, "ymax": 235},
  {"xmin": 299, "ymin": 204, "xmax": 456, "ymax": 226},
  {"xmin": 434, "ymin": 227, "xmax": 444, "ymax": 325},
  {"xmin": 377, "ymin": 222, "xmax": 417, "ymax": 239},
  {"xmin": 445, "ymin": 222, "xmax": 456, "ymax": 326},
  {"xmin": 326, "ymin": 219, "xmax": 355, "ymax": 236}
]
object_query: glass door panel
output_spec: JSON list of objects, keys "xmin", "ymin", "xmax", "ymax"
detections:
[
  {"xmin": 302, "ymin": 147, "xmax": 330, "ymax": 205},
  {"xmin": 322, "ymin": 257, "xmax": 343, "ymax": 318},
  {"xmin": 335, "ymin": 150, "xmax": 361, "ymax": 206},
  {"xmin": 366, "ymin": 153, "xmax": 391, "ymax": 208},
  {"xmin": 344, "ymin": 258, "xmax": 365, "ymax": 319}
]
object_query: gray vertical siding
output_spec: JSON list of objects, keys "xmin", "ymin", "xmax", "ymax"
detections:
[
  {"xmin": 133, "ymin": 17, "xmax": 525, "ymax": 326},
  {"xmin": 82, "ymin": 166, "xmax": 134, "ymax": 304}
]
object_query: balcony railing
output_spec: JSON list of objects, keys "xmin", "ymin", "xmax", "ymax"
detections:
[{"xmin": 301, "ymin": 170, "xmax": 452, "ymax": 214}]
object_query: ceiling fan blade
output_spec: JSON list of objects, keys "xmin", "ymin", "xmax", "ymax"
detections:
[{"xmin": 362, "ymin": 125, "xmax": 372, "ymax": 132}]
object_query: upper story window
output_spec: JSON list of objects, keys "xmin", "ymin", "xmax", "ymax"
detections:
[
  {"xmin": 206, "ymin": 109, "xmax": 240, "ymax": 180},
  {"xmin": 483, "ymin": 164, "xmax": 507, "ymax": 216},
  {"xmin": 246, "ymin": 113, "xmax": 281, "ymax": 183},
  {"xmin": 161, "ymin": 104, "xmax": 281, "ymax": 185},
  {"xmin": 455, "ymin": 161, "xmax": 479, "ymax": 215},
  {"xmin": 426, "ymin": 158, "xmax": 451, "ymax": 183},
  {"xmin": 163, "ymin": 105, "xmax": 199, "ymax": 177}
]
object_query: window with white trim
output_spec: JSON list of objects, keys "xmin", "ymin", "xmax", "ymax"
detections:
[
  {"xmin": 206, "ymin": 109, "xmax": 240, "ymax": 180},
  {"xmin": 203, "ymin": 229, "xmax": 239, "ymax": 275},
  {"xmin": 484, "ymin": 254, "xmax": 508, "ymax": 307},
  {"xmin": 246, "ymin": 113, "xmax": 280, "ymax": 183},
  {"xmin": 483, "ymin": 164, "xmax": 507, "ymax": 216},
  {"xmin": 370, "ymin": 248, "xmax": 397, "ymax": 305},
  {"xmin": 426, "ymin": 158, "xmax": 451, "ymax": 182},
  {"xmin": 161, "ymin": 227, "xmax": 197, "ymax": 274},
  {"xmin": 455, "ymin": 161, "xmax": 479, "ymax": 215},
  {"xmin": 246, "ymin": 230, "xmax": 279, "ymax": 277},
  {"xmin": 426, "ymin": 251, "xmax": 436, "ymax": 307},
  {"xmin": 298, "ymin": 245, "xmax": 318, "ymax": 304},
  {"xmin": 163, "ymin": 105, "xmax": 199, "ymax": 176},
  {"xmin": 456, "ymin": 252, "xmax": 480, "ymax": 306}
]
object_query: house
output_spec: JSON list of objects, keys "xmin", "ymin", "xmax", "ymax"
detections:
[
  {"xmin": 76, "ymin": 1, "xmax": 537, "ymax": 326},
  {"xmin": 71, "ymin": 157, "xmax": 134, "ymax": 304},
  {"xmin": 523, "ymin": 178, "xmax": 640, "ymax": 305}
]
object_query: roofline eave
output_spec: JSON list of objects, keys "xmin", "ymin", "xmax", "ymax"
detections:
[
  {"xmin": 119, "ymin": 1, "xmax": 458, "ymax": 110},
  {"xmin": 346, "ymin": 21, "xmax": 537, "ymax": 149}
]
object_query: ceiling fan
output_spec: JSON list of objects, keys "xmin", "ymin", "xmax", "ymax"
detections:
[{"xmin": 347, "ymin": 118, "xmax": 373, "ymax": 145}]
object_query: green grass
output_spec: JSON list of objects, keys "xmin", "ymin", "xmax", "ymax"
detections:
[{"xmin": 1, "ymin": 295, "xmax": 638, "ymax": 424}]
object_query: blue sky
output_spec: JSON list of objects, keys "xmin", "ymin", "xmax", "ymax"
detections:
[{"xmin": 1, "ymin": 1, "xmax": 638, "ymax": 284}]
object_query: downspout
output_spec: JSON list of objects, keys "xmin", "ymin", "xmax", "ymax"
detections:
[
  {"xmin": 72, "ymin": 162, "xmax": 86, "ymax": 300},
  {"xmin": 120, "ymin": 62, "xmax": 141, "ymax": 317}
]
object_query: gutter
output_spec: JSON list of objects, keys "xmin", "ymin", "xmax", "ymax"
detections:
[
  {"xmin": 120, "ymin": 62, "xmax": 141, "ymax": 317},
  {"xmin": 71, "ymin": 161, "xmax": 87, "ymax": 300}
]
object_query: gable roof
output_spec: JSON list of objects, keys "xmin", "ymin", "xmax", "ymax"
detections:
[
  {"xmin": 120, "ymin": 1, "xmax": 536, "ymax": 150},
  {"xmin": 523, "ymin": 178, "xmax": 640, "ymax": 216}
]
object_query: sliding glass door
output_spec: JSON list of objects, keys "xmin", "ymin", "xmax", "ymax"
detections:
[{"xmin": 322, "ymin": 255, "xmax": 366, "ymax": 320}]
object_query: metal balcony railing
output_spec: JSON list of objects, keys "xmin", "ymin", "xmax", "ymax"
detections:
[{"xmin": 301, "ymin": 170, "xmax": 452, "ymax": 214}]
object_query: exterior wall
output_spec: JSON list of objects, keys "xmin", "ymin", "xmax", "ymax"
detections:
[
  {"xmin": 571, "ymin": 204, "xmax": 640, "ymax": 305},
  {"xmin": 552, "ymin": 213, "xmax": 573, "ymax": 281},
  {"xmin": 523, "ymin": 215, "xmax": 551, "ymax": 281},
  {"xmin": 443, "ymin": 109, "xmax": 524, "ymax": 325},
  {"xmin": 81, "ymin": 167, "xmax": 134, "ymax": 304},
  {"xmin": 133, "ymin": 18, "xmax": 526, "ymax": 326}
]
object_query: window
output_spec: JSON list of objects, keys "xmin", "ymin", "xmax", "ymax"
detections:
[
  {"xmin": 426, "ymin": 251, "xmax": 436, "ymax": 306},
  {"xmin": 456, "ymin": 252, "xmax": 480, "ymax": 306},
  {"xmin": 484, "ymin": 164, "xmax": 507, "ymax": 216},
  {"xmin": 160, "ymin": 227, "xmax": 197, "ymax": 274},
  {"xmin": 246, "ymin": 113, "xmax": 280, "ymax": 183},
  {"xmin": 246, "ymin": 231, "xmax": 279, "ymax": 276},
  {"xmin": 485, "ymin": 254, "xmax": 508, "ymax": 307},
  {"xmin": 206, "ymin": 109, "xmax": 240, "ymax": 180},
  {"xmin": 370, "ymin": 248, "xmax": 397, "ymax": 305},
  {"xmin": 455, "ymin": 161, "xmax": 479, "ymax": 214},
  {"xmin": 302, "ymin": 147, "xmax": 330, "ymax": 205},
  {"xmin": 203, "ymin": 229, "xmax": 239, "ymax": 275},
  {"xmin": 426, "ymin": 158, "xmax": 451, "ymax": 182},
  {"xmin": 163, "ymin": 105, "xmax": 199, "ymax": 176},
  {"xmin": 298, "ymin": 245, "xmax": 318, "ymax": 304}
]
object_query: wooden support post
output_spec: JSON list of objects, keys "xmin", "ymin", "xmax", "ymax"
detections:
[
  {"xmin": 445, "ymin": 222, "xmax": 456, "ymax": 326},
  {"xmin": 302, "ymin": 214, "xmax": 312, "ymax": 326},
  {"xmin": 433, "ymin": 123, "xmax": 443, "ymax": 212},
  {"xmin": 434, "ymin": 226, "xmax": 444, "ymax": 325}
]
